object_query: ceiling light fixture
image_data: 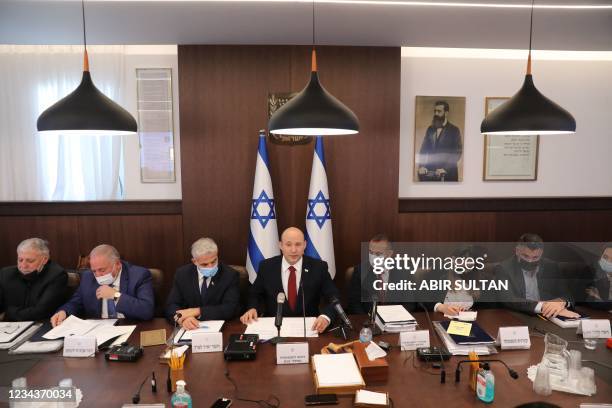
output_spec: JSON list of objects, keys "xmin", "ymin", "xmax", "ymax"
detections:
[
  {"xmin": 480, "ymin": 0, "xmax": 576, "ymax": 135},
  {"xmin": 37, "ymin": 0, "xmax": 137, "ymax": 135},
  {"xmin": 268, "ymin": 0, "xmax": 359, "ymax": 136}
]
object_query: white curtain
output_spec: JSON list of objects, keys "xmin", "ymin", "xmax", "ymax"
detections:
[{"xmin": 0, "ymin": 45, "xmax": 128, "ymax": 201}]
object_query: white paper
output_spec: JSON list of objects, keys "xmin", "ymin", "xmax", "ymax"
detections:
[
  {"xmin": 365, "ymin": 341, "xmax": 387, "ymax": 361},
  {"xmin": 192, "ymin": 332, "xmax": 223, "ymax": 353},
  {"xmin": 355, "ymin": 390, "xmax": 387, "ymax": 406},
  {"xmin": 90, "ymin": 325, "xmax": 136, "ymax": 347},
  {"xmin": 400, "ymin": 330, "xmax": 430, "ymax": 351},
  {"xmin": 63, "ymin": 336, "xmax": 96, "ymax": 357},
  {"xmin": 0, "ymin": 321, "xmax": 34, "ymax": 343},
  {"xmin": 9, "ymin": 339, "xmax": 64, "ymax": 354},
  {"xmin": 280, "ymin": 317, "xmax": 318, "ymax": 338},
  {"xmin": 276, "ymin": 342, "xmax": 309, "ymax": 364},
  {"xmin": 577, "ymin": 319, "xmax": 611, "ymax": 338},
  {"xmin": 43, "ymin": 316, "xmax": 101, "ymax": 340},
  {"xmin": 496, "ymin": 326, "xmax": 530, "ymax": 350},
  {"xmin": 376, "ymin": 305, "xmax": 416, "ymax": 323},
  {"xmin": 312, "ymin": 353, "xmax": 363, "ymax": 387},
  {"xmin": 244, "ymin": 317, "xmax": 317, "ymax": 340},
  {"xmin": 0, "ymin": 323, "xmax": 41, "ymax": 350},
  {"xmin": 175, "ymin": 320, "xmax": 225, "ymax": 343}
]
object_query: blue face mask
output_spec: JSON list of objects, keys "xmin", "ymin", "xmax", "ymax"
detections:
[{"xmin": 197, "ymin": 265, "xmax": 218, "ymax": 278}]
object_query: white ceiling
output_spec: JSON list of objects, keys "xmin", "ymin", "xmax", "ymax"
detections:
[{"xmin": 1, "ymin": 0, "xmax": 611, "ymax": 50}]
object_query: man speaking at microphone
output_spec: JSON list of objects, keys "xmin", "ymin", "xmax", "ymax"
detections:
[{"xmin": 240, "ymin": 227, "xmax": 340, "ymax": 333}]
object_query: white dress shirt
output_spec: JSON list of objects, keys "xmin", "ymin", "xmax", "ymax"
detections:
[
  {"xmin": 280, "ymin": 257, "xmax": 330, "ymax": 323},
  {"xmin": 101, "ymin": 268, "xmax": 125, "ymax": 319}
]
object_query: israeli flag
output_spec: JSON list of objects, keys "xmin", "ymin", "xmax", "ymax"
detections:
[
  {"xmin": 246, "ymin": 131, "xmax": 280, "ymax": 283},
  {"xmin": 305, "ymin": 136, "xmax": 336, "ymax": 278}
]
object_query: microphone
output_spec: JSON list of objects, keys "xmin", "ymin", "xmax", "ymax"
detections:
[
  {"xmin": 455, "ymin": 359, "xmax": 519, "ymax": 382},
  {"xmin": 132, "ymin": 375, "xmax": 148, "ymax": 403},
  {"xmin": 330, "ymin": 297, "xmax": 353, "ymax": 331},
  {"xmin": 418, "ymin": 302, "xmax": 446, "ymax": 384},
  {"xmin": 275, "ymin": 293, "xmax": 286, "ymax": 330},
  {"xmin": 300, "ymin": 268, "xmax": 307, "ymax": 338}
]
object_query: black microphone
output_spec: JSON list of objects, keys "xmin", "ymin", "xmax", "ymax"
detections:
[
  {"xmin": 330, "ymin": 297, "xmax": 353, "ymax": 331},
  {"xmin": 418, "ymin": 302, "xmax": 446, "ymax": 384},
  {"xmin": 275, "ymin": 293, "xmax": 286, "ymax": 331},
  {"xmin": 132, "ymin": 375, "xmax": 148, "ymax": 403},
  {"xmin": 455, "ymin": 359, "xmax": 519, "ymax": 382},
  {"xmin": 301, "ymin": 268, "xmax": 308, "ymax": 338}
]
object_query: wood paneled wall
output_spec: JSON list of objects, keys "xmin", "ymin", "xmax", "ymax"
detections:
[{"xmin": 178, "ymin": 45, "xmax": 612, "ymax": 295}]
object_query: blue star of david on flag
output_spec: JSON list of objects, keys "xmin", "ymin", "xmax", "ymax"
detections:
[
  {"xmin": 306, "ymin": 190, "xmax": 331, "ymax": 229},
  {"xmin": 251, "ymin": 190, "xmax": 276, "ymax": 228}
]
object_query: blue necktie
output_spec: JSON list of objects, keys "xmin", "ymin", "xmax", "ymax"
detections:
[{"xmin": 107, "ymin": 285, "xmax": 118, "ymax": 318}]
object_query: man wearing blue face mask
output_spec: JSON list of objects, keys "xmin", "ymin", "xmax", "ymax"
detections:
[
  {"xmin": 584, "ymin": 243, "xmax": 612, "ymax": 310},
  {"xmin": 50, "ymin": 244, "xmax": 154, "ymax": 326},
  {"xmin": 165, "ymin": 238, "xmax": 240, "ymax": 330},
  {"xmin": 494, "ymin": 233, "xmax": 578, "ymax": 318}
]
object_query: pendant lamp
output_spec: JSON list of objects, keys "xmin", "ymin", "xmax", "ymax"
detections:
[
  {"xmin": 480, "ymin": 0, "xmax": 575, "ymax": 135},
  {"xmin": 268, "ymin": 1, "xmax": 359, "ymax": 136},
  {"xmin": 37, "ymin": 0, "xmax": 137, "ymax": 135}
]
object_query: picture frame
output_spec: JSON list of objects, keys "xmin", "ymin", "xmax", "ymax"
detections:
[{"xmin": 483, "ymin": 97, "xmax": 539, "ymax": 181}]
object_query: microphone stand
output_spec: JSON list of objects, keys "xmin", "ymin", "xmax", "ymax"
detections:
[{"xmin": 367, "ymin": 297, "xmax": 382, "ymax": 337}]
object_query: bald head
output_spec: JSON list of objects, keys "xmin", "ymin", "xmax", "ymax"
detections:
[{"xmin": 279, "ymin": 227, "xmax": 306, "ymax": 265}]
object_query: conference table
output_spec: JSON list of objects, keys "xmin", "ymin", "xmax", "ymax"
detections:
[{"xmin": 3, "ymin": 308, "xmax": 611, "ymax": 407}]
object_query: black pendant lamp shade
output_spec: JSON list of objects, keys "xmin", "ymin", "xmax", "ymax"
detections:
[
  {"xmin": 37, "ymin": 0, "xmax": 137, "ymax": 136},
  {"xmin": 480, "ymin": 74, "xmax": 576, "ymax": 135},
  {"xmin": 269, "ymin": 50, "xmax": 359, "ymax": 136},
  {"xmin": 480, "ymin": 0, "xmax": 575, "ymax": 136},
  {"xmin": 37, "ymin": 69, "xmax": 137, "ymax": 135}
]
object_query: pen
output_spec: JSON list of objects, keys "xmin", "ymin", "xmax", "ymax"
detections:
[{"xmin": 537, "ymin": 314, "xmax": 548, "ymax": 322}]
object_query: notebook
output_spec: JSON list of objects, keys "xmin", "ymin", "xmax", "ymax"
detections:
[{"xmin": 438, "ymin": 320, "xmax": 495, "ymax": 345}]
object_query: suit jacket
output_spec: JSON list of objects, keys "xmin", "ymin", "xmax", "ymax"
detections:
[
  {"xmin": 417, "ymin": 122, "xmax": 462, "ymax": 182},
  {"xmin": 0, "ymin": 261, "xmax": 67, "ymax": 321},
  {"xmin": 165, "ymin": 263, "xmax": 240, "ymax": 321},
  {"xmin": 347, "ymin": 264, "xmax": 415, "ymax": 315},
  {"xmin": 59, "ymin": 261, "xmax": 154, "ymax": 320},
  {"xmin": 247, "ymin": 255, "xmax": 340, "ymax": 319},
  {"xmin": 494, "ymin": 257, "xmax": 570, "ymax": 315}
]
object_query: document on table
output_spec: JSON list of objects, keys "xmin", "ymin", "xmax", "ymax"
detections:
[
  {"xmin": 376, "ymin": 305, "xmax": 416, "ymax": 323},
  {"xmin": 355, "ymin": 390, "xmax": 388, "ymax": 406},
  {"xmin": 0, "ymin": 321, "xmax": 35, "ymax": 344},
  {"xmin": 312, "ymin": 353, "xmax": 364, "ymax": 387},
  {"xmin": 90, "ymin": 325, "xmax": 136, "ymax": 347},
  {"xmin": 174, "ymin": 320, "xmax": 225, "ymax": 343},
  {"xmin": 42, "ymin": 316, "xmax": 116, "ymax": 340},
  {"xmin": 244, "ymin": 317, "xmax": 318, "ymax": 340}
]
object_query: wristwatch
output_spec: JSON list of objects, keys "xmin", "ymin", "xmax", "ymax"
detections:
[{"xmin": 113, "ymin": 291, "xmax": 121, "ymax": 301}]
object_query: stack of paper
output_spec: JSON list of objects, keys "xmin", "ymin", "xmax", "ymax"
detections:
[
  {"xmin": 42, "ymin": 316, "xmax": 107, "ymax": 340},
  {"xmin": 0, "ymin": 321, "xmax": 34, "ymax": 343},
  {"xmin": 433, "ymin": 321, "xmax": 496, "ymax": 356},
  {"xmin": 546, "ymin": 315, "xmax": 585, "ymax": 329},
  {"xmin": 174, "ymin": 320, "xmax": 225, "ymax": 343},
  {"xmin": 375, "ymin": 305, "xmax": 417, "ymax": 333},
  {"xmin": 312, "ymin": 353, "xmax": 364, "ymax": 388},
  {"xmin": 355, "ymin": 390, "xmax": 388, "ymax": 407},
  {"xmin": 244, "ymin": 317, "xmax": 317, "ymax": 340},
  {"xmin": 0, "ymin": 323, "xmax": 40, "ymax": 350}
]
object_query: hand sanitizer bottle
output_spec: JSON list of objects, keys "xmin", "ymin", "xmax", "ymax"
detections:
[
  {"xmin": 171, "ymin": 380, "xmax": 192, "ymax": 408},
  {"xmin": 476, "ymin": 363, "xmax": 495, "ymax": 403}
]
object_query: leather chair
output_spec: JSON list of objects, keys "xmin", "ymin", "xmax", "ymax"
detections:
[
  {"xmin": 148, "ymin": 268, "xmax": 164, "ymax": 317},
  {"xmin": 230, "ymin": 265, "xmax": 249, "ymax": 313}
]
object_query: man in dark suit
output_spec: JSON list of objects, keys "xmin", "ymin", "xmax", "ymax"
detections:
[
  {"xmin": 50, "ymin": 244, "xmax": 154, "ymax": 326},
  {"xmin": 495, "ymin": 233, "xmax": 578, "ymax": 318},
  {"xmin": 347, "ymin": 234, "xmax": 416, "ymax": 315},
  {"xmin": 240, "ymin": 227, "xmax": 339, "ymax": 333},
  {"xmin": 0, "ymin": 238, "xmax": 67, "ymax": 321},
  {"xmin": 166, "ymin": 237, "xmax": 240, "ymax": 330},
  {"xmin": 417, "ymin": 100, "xmax": 462, "ymax": 182},
  {"xmin": 584, "ymin": 243, "xmax": 612, "ymax": 310}
]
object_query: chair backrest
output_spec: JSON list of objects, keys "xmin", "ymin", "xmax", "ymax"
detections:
[
  {"xmin": 64, "ymin": 270, "xmax": 81, "ymax": 302},
  {"xmin": 345, "ymin": 266, "xmax": 355, "ymax": 288},
  {"xmin": 230, "ymin": 265, "xmax": 249, "ymax": 313},
  {"xmin": 148, "ymin": 268, "xmax": 165, "ymax": 317}
]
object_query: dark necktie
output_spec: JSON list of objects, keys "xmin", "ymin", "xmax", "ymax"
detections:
[
  {"xmin": 287, "ymin": 266, "xmax": 297, "ymax": 311},
  {"xmin": 201, "ymin": 277, "xmax": 208, "ymax": 304},
  {"xmin": 107, "ymin": 284, "xmax": 117, "ymax": 318}
]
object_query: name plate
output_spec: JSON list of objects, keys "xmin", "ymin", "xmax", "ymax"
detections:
[
  {"xmin": 577, "ymin": 319, "xmax": 611, "ymax": 339},
  {"xmin": 63, "ymin": 336, "xmax": 96, "ymax": 358},
  {"xmin": 400, "ymin": 330, "xmax": 430, "ymax": 351},
  {"xmin": 496, "ymin": 326, "xmax": 531, "ymax": 350},
  {"xmin": 276, "ymin": 342, "xmax": 309, "ymax": 365},
  {"xmin": 191, "ymin": 332, "xmax": 223, "ymax": 353}
]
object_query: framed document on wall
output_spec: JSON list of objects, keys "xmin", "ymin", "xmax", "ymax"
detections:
[{"xmin": 483, "ymin": 97, "xmax": 539, "ymax": 181}]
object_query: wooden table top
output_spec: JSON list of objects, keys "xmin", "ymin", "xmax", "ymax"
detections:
[{"xmin": 18, "ymin": 309, "xmax": 612, "ymax": 408}]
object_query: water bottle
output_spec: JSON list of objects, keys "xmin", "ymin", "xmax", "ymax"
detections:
[
  {"xmin": 171, "ymin": 380, "xmax": 192, "ymax": 408},
  {"xmin": 359, "ymin": 326, "xmax": 373, "ymax": 343}
]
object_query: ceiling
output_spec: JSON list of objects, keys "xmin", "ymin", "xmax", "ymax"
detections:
[{"xmin": 1, "ymin": 0, "xmax": 611, "ymax": 50}]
